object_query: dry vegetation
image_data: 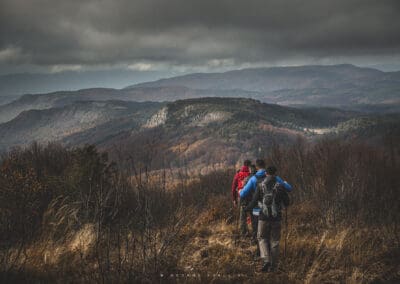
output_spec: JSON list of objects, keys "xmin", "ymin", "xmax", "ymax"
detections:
[{"xmin": 0, "ymin": 136, "xmax": 399, "ymax": 283}]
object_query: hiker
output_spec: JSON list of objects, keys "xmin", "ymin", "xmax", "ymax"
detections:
[
  {"xmin": 247, "ymin": 164, "xmax": 258, "ymax": 242},
  {"xmin": 240, "ymin": 161, "xmax": 292, "ymax": 272},
  {"xmin": 231, "ymin": 160, "xmax": 252, "ymax": 236},
  {"xmin": 249, "ymin": 164, "xmax": 257, "ymax": 176}
]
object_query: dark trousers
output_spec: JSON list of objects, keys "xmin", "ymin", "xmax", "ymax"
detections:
[
  {"xmin": 239, "ymin": 203, "xmax": 248, "ymax": 235},
  {"xmin": 251, "ymin": 215, "xmax": 258, "ymax": 241},
  {"xmin": 257, "ymin": 219, "xmax": 281, "ymax": 268},
  {"xmin": 239, "ymin": 201, "xmax": 258, "ymax": 239}
]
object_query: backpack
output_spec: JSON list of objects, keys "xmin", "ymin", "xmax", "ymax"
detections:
[
  {"xmin": 257, "ymin": 176, "xmax": 289, "ymax": 218},
  {"xmin": 237, "ymin": 171, "xmax": 250, "ymax": 194}
]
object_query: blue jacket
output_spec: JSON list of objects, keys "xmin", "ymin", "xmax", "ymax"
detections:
[{"xmin": 239, "ymin": 169, "xmax": 292, "ymax": 199}]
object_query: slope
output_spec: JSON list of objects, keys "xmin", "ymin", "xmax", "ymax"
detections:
[
  {"xmin": 0, "ymin": 100, "xmax": 161, "ymax": 150},
  {"xmin": 0, "ymin": 87, "xmax": 259, "ymax": 124},
  {"xmin": 99, "ymin": 97, "xmax": 361, "ymax": 171}
]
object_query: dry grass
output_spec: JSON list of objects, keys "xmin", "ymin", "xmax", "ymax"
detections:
[
  {"xmin": 1, "ymin": 141, "xmax": 399, "ymax": 283},
  {"xmin": 1, "ymin": 199, "xmax": 398, "ymax": 283},
  {"xmin": 171, "ymin": 202, "xmax": 400, "ymax": 283}
]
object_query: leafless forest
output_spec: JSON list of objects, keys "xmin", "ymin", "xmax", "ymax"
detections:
[{"xmin": 0, "ymin": 134, "xmax": 399, "ymax": 283}]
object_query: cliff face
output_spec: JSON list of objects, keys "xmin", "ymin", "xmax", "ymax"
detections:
[{"xmin": 143, "ymin": 107, "xmax": 168, "ymax": 128}]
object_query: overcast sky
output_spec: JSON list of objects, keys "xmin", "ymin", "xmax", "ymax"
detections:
[{"xmin": 1, "ymin": 0, "xmax": 400, "ymax": 75}]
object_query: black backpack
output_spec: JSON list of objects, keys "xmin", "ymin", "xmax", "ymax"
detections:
[{"xmin": 257, "ymin": 176, "xmax": 290, "ymax": 218}]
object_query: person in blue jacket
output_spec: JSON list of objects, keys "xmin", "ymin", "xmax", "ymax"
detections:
[{"xmin": 240, "ymin": 159, "xmax": 292, "ymax": 200}]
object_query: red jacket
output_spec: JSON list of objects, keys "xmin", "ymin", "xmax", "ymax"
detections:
[{"xmin": 231, "ymin": 166, "xmax": 250, "ymax": 201}]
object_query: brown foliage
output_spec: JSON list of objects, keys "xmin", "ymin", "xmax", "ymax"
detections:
[{"xmin": 0, "ymin": 136, "xmax": 399, "ymax": 282}]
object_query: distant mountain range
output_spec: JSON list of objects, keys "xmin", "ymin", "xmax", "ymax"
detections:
[
  {"xmin": 0, "ymin": 97, "xmax": 343, "ymax": 150},
  {"xmin": 0, "ymin": 100, "xmax": 161, "ymax": 150},
  {"xmin": 0, "ymin": 64, "xmax": 399, "ymax": 169},
  {"xmin": 1, "ymin": 96, "xmax": 398, "ymax": 171},
  {"xmin": 0, "ymin": 69, "xmax": 170, "ymax": 97},
  {"xmin": 1, "ymin": 65, "xmax": 399, "ymax": 125},
  {"xmin": 0, "ymin": 95, "xmax": 16, "ymax": 106},
  {"xmin": 127, "ymin": 64, "xmax": 400, "ymax": 107},
  {"xmin": 0, "ymin": 87, "xmax": 261, "ymax": 124}
]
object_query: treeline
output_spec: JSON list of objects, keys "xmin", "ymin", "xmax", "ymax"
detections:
[
  {"xmin": 0, "ymin": 136, "xmax": 399, "ymax": 282},
  {"xmin": 263, "ymin": 136, "xmax": 399, "ymax": 227}
]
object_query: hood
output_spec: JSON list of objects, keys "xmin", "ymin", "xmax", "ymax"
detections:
[
  {"xmin": 255, "ymin": 169, "xmax": 266, "ymax": 178},
  {"xmin": 240, "ymin": 166, "xmax": 250, "ymax": 173}
]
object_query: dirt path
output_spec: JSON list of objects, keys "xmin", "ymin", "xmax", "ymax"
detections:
[{"xmin": 177, "ymin": 221, "xmax": 293, "ymax": 283}]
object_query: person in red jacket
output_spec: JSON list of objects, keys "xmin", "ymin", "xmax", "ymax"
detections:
[{"xmin": 232, "ymin": 160, "xmax": 252, "ymax": 236}]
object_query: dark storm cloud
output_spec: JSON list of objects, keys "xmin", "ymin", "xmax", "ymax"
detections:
[{"xmin": 0, "ymin": 0, "xmax": 399, "ymax": 69}]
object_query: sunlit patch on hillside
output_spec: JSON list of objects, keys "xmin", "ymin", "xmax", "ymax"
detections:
[
  {"xmin": 303, "ymin": 127, "xmax": 333, "ymax": 135},
  {"xmin": 143, "ymin": 107, "xmax": 168, "ymax": 128},
  {"xmin": 190, "ymin": 111, "xmax": 232, "ymax": 126}
]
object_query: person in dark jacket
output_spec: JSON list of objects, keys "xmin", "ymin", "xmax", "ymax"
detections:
[{"xmin": 242, "ymin": 162, "xmax": 292, "ymax": 272}]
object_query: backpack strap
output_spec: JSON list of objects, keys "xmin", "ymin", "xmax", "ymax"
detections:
[
  {"xmin": 255, "ymin": 175, "xmax": 265, "ymax": 193},
  {"xmin": 255, "ymin": 175, "xmax": 265, "ymax": 184}
]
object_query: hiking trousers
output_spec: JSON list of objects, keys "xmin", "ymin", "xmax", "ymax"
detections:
[
  {"xmin": 239, "ymin": 202, "xmax": 257, "ymax": 239},
  {"xmin": 239, "ymin": 203, "xmax": 248, "ymax": 235},
  {"xmin": 257, "ymin": 219, "xmax": 281, "ymax": 268}
]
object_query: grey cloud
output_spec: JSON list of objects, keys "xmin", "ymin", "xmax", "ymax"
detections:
[{"xmin": 0, "ymin": 0, "xmax": 399, "ymax": 69}]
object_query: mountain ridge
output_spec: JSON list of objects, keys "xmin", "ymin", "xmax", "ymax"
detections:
[
  {"xmin": 125, "ymin": 64, "xmax": 400, "ymax": 107},
  {"xmin": 1, "ymin": 64, "xmax": 399, "ymax": 126},
  {"xmin": 126, "ymin": 64, "xmax": 392, "ymax": 91},
  {"xmin": 0, "ymin": 97, "xmax": 358, "ymax": 151},
  {"xmin": 0, "ymin": 96, "xmax": 398, "ymax": 173},
  {"xmin": 0, "ymin": 100, "xmax": 161, "ymax": 150}
]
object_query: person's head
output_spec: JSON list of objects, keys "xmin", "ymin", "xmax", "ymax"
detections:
[
  {"xmin": 243, "ymin": 159, "xmax": 251, "ymax": 167},
  {"xmin": 250, "ymin": 164, "xmax": 257, "ymax": 175},
  {"xmin": 255, "ymin": 159, "xmax": 266, "ymax": 170},
  {"xmin": 266, "ymin": 166, "xmax": 277, "ymax": 176}
]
